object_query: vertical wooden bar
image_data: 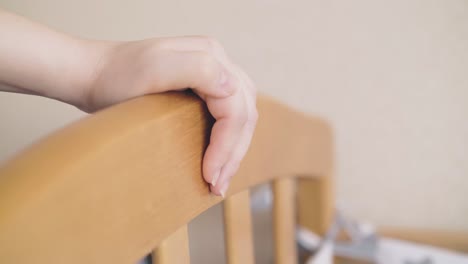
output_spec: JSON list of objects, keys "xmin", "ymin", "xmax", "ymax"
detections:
[
  {"xmin": 297, "ymin": 175, "xmax": 334, "ymax": 235},
  {"xmin": 273, "ymin": 177, "xmax": 298, "ymax": 264},
  {"xmin": 297, "ymin": 175, "xmax": 334, "ymax": 263},
  {"xmin": 152, "ymin": 225, "xmax": 190, "ymax": 264},
  {"xmin": 223, "ymin": 190, "xmax": 255, "ymax": 264}
]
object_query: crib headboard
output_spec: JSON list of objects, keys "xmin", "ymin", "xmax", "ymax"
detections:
[{"xmin": 0, "ymin": 92, "xmax": 334, "ymax": 263}]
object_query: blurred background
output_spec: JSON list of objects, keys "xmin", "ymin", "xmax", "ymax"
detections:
[{"xmin": 0, "ymin": 0, "xmax": 467, "ymax": 263}]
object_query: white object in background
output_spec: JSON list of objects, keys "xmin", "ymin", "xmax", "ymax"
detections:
[
  {"xmin": 377, "ymin": 238, "xmax": 468, "ymax": 264},
  {"xmin": 297, "ymin": 226, "xmax": 322, "ymax": 250},
  {"xmin": 306, "ymin": 241, "xmax": 333, "ymax": 264},
  {"xmin": 298, "ymin": 210, "xmax": 468, "ymax": 264}
]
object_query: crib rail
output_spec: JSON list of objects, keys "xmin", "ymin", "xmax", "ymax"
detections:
[{"xmin": 0, "ymin": 92, "xmax": 334, "ymax": 263}]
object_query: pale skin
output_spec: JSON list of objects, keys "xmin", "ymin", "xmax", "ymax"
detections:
[{"xmin": 0, "ymin": 9, "xmax": 258, "ymax": 197}]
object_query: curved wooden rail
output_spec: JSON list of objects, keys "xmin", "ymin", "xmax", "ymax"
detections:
[{"xmin": 0, "ymin": 92, "xmax": 333, "ymax": 263}]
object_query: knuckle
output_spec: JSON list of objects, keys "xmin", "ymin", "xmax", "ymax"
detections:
[
  {"xmin": 232, "ymin": 106, "xmax": 249, "ymax": 126},
  {"xmin": 202, "ymin": 36, "xmax": 221, "ymax": 49},
  {"xmin": 195, "ymin": 35, "xmax": 223, "ymax": 54},
  {"xmin": 194, "ymin": 51, "xmax": 219, "ymax": 82}
]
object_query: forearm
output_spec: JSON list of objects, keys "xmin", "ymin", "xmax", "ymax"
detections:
[{"xmin": 0, "ymin": 9, "xmax": 109, "ymax": 109}]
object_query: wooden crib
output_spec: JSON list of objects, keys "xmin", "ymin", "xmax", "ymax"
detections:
[
  {"xmin": 0, "ymin": 92, "xmax": 465, "ymax": 263},
  {"xmin": 0, "ymin": 92, "xmax": 333, "ymax": 263}
]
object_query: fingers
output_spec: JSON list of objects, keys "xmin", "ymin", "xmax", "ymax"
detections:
[
  {"xmin": 152, "ymin": 36, "xmax": 258, "ymax": 197},
  {"xmin": 209, "ymin": 67, "xmax": 258, "ymax": 196},
  {"xmin": 202, "ymin": 89, "xmax": 247, "ymax": 191},
  {"xmin": 208, "ymin": 94, "xmax": 257, "ymax": 196}
]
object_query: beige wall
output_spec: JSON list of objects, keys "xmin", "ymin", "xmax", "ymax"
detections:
[{"xmin": 1, "ymin": 0, "xmax": 467, "ymax": 231}]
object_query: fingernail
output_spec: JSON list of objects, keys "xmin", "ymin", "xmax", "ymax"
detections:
[
  {"xmin": 220, "ymin": 181, "xmax": 230, "ymax": 198},
  {"xmin": 209, "ymin": 184, "xmax": 220, "ymax": 198},
  {"xmin": 211, "ymin": 169, "xmax": 221, "ymax": 187}
]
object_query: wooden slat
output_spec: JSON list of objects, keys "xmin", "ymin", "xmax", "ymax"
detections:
[
  {"xmin": 297, "ymin": 175, "xmax": 334, "ymax": 235},
  {"xmin": 273, "ymin": 178, "xmax": 298, "ymax": 264},
  {"xmin": 152, "ymin": 225, "xmax": 190, "ymax": 264},
  {"xmin": 223, "ymin": 190, "xmax": 255, "ymax": 264},
  {"xmin": 296, "ymin": 175, "xmax": 334, "ymax": 263}
]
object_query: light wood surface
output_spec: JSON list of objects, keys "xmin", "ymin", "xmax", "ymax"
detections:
[
  {"xmin": 0, "ymin": 92, "xmax": 333, "ymax": 263},
  {"xmin": 152, "ymin": 225, "xmax": 190, "ymax": 264},
  {"xmin": 297, "ymin": 175, "xmax": 334, "ymax": 235},
  {"xmin": 296, "ymin": 173, "xmax": 334, "ymax": 263},
  {"xmin": 223, "ymin": 190, "xmax": 255, "ymax": 264},
  {"xmin": 273, "ymin": 178, "xmax": 298, "ymax": 264}
]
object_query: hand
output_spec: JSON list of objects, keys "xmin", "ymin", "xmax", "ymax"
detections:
[
  {"xmin": 86, "ymin": 36, "xmax": 258, "ymax": 197},
  {"xmin": 0, "ymin": 9, "xmax": 257, "ymax": 196}
]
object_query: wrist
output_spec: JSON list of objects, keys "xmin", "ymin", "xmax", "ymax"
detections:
[{"xmin": 74, "ymin": 39, "xmax": 118, "ymax": 112}]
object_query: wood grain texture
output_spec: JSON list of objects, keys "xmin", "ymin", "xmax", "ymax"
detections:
[
  {"xmin": 272, "ymin": 178, "xmax": 298, "ymax": 264},
  {"xmin": 152, "ymin": 225, "xmax": 190, "ymax": 264},
  {"xmin": 223, "ymin": 190, "xmax": 255, "ymax": 264},
  {"xmin": 0, "ymin": 92, "xmax": 333, "ymax": 263}
]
